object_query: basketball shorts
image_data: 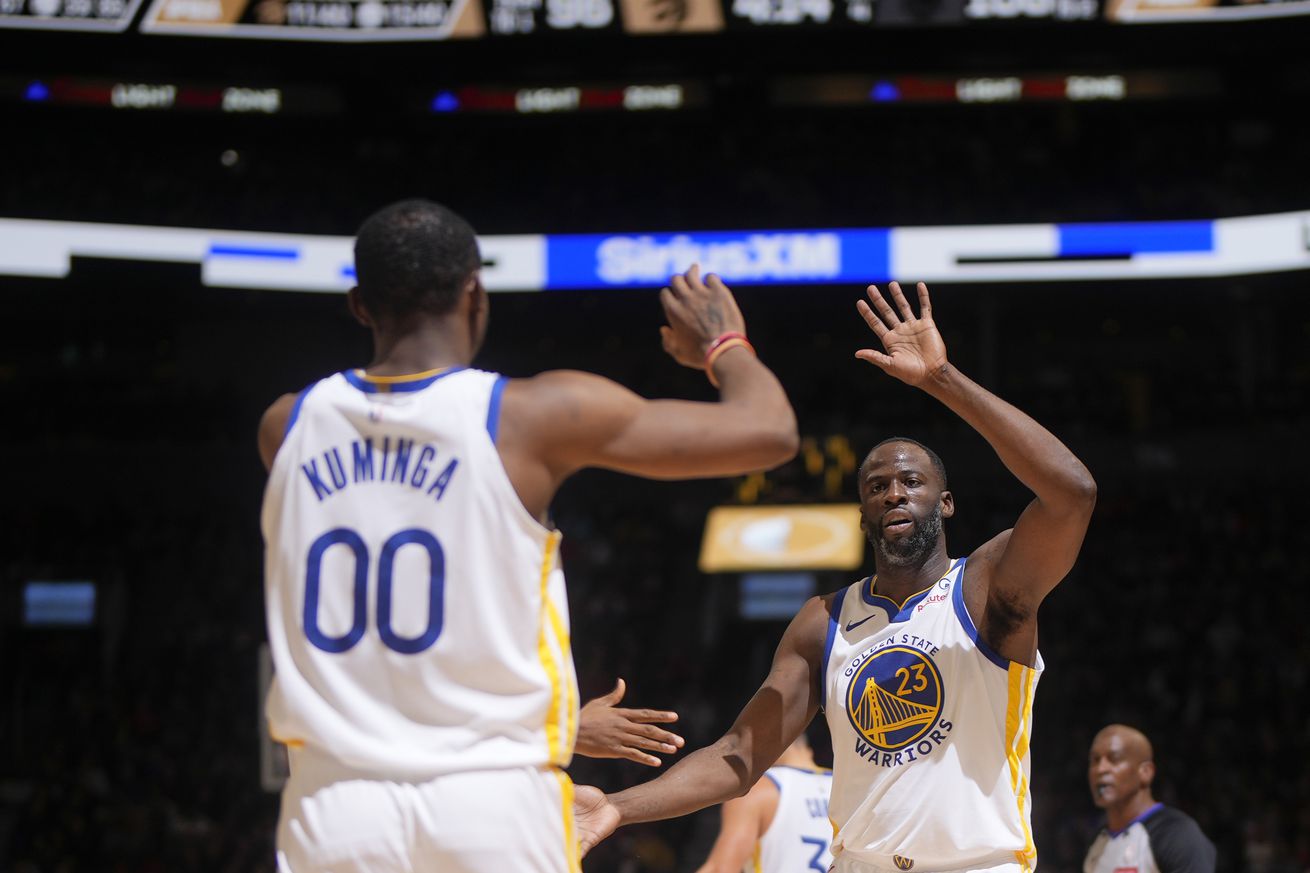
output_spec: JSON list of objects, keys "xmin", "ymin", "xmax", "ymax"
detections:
[
  {"xmin": 831, "ymin": 855, "xmax": 1030, "ymax": 873},
  {"xmin": 276, "ymin": 748, "xmax": 579, "ymax": 873}
]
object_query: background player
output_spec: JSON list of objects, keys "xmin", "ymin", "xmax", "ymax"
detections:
[
  {"xmin": 257, "ymin": 199, "xmax": 798, "ymax": 872},
  {"xmin": 694, "ymin": 732, "xmax": 833, "ymax": 873},
  {"xmin": 575, "ymin": 280, "xmax": 1097, "ymax": 872},
  {"xmin": 1084, "ymin": 724, "xmax": 1216, "ymax": 873}
]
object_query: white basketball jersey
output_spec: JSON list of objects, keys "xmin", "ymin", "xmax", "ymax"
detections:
[
  {"xmin": 748, "ymin": 766, "xmax": 835, "ymax": 873},
  {"xmin": 822, "ymin": 558, "xmax": 1042, "ymax": 872},
  {"xmin": 261, "ymin": 367, "xmax": 577, "ymax": 778}
]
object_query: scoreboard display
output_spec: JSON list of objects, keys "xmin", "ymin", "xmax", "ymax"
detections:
[
  {"xmin": 140, "ymin": 0, "xmax": 486, "ymax": 38},
  {"xmin": 0, "ymin": 0, "xmax": 144, "ymax": 30},
  {"xmin": 1, "ymin": 0, "xmax": 1305, "ymax": 32}
]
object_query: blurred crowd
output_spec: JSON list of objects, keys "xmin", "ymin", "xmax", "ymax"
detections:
[{"xmin": 2, "ymin": 98, "xmax": 1307, "ymax": 238}]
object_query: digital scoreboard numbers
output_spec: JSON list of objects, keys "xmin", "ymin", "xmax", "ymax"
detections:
[
  {"xmin": 484, "ymin": 0, "xmax": 617, "ymax": 36},
  {"xmin": 140, "ymin": 0, "xmax": 487, "ymax": 38},
  {"xmin": 0, "ymin": 0, "xmax": 144, "ymax": 31},
  {"xmin": 722, "ymin": 0, "xmax": 1097, "ymax": 27},
  {"xmin": 485, "ymin": 0, "xmax": 724, "ymax": 35}
]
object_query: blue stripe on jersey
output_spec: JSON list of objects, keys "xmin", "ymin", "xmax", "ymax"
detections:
[
  {"xmin": 341, "ymin": 367, "xmax": 467, "ymax": 394},
  {"xmin": 284, "ymin": 383, "xmax": 316, "ymax": 438},
  {"xmin": 486, "ymin": 376, "xmax": 508, "ymax": 442},
  {"xmin": 949, "ymin": 558, "xmax": 1010, "ymax": 669},
  {"xmin": 1107, "ymin": 802, "xmax": 1164, "ymax": 837},
  {"xmin": 821, "ymin": 586, "xmax": 848, "ymax": 709},
  {"xmin": 764, "ymin": 771, "xmax": 783, "ymax": 792},
  {"xmin": 858, "ymin": 576, "xmax": 903, "ymax": 622}
]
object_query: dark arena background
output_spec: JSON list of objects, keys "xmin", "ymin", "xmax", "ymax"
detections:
[{"xmin": 1, "ymin": 1, "xmax": 1309, "ymax": 869}]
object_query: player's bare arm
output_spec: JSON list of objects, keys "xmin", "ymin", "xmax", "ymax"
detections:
[
  {"xmin": 574, "ymin": 678, "xmax": 684, "ymax": 768},
  {"xmin": 693, "ymin": 775, "xmax": 779, "ymax": 873},
  {"xmin": 496, "ymin": 265, "xmax": 799, "ymax": 521},
  {"xmin": 257, "ymin": 392, "xmax": 300, "ymax": 471},
  {"xmin": 856, "ymin": 281, "xmax": 1096, "ymax": 665},
  {"xmin": 573, "ymin": 593, "xmax": 828, "ymax": 856}
]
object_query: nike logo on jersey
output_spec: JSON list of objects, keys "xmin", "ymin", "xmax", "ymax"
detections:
[{"xmin": 845, "ymin": 615, "xmax": 876, "ymax": 632}]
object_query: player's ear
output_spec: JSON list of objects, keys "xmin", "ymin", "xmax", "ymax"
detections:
[
  {"xmin": 941, "ymin": 490, "xmax": 955, "ymax": 519},
  {"xmin": 346, "ymin": 287, "xmax": 373, "ymax": 327},
  {"xmin": 465, "ymin": 273, "xmax": 486, "ymax": 311},
  {"xmin": 1139, "ymin": 760, "xmax": 1155, "ymax": 788}
]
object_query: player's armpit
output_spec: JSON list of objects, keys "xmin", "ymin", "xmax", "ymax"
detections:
[
  {"xmin": 503, "ymin": 369, "xmax": 798, "ymax": 481},
  {"xmin": 257, "ymin": 392, "xmax": 300, "ymax": 472},
  {"xmin": 967, "ymin": 473, "xmax": 1095, "ymax": 664}
]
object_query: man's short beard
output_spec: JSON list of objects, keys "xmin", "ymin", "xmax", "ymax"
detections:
[{"xmin": 873, "ymin": 504, "xmax": 944, "ymax": 567}]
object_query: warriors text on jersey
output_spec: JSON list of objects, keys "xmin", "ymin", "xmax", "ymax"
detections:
[
  {"xmin": 261, "ymin": 368, "xmax": 577, "ymax": 778},
  {"xmin": 822, "ymin": 558, "xmax": 1042, "ymax": 872},
  {"xmin": 746, "ymin": 766, "xmax": 834, "ymax": 873},
  {"xmin": 1084, "ymin": 804, "xmax": 1216, "ymax": 873}
]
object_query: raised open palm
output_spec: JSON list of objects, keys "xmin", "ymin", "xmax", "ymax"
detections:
[{"xmin": 855, "ymin": 281, "xmax": 948, "ymax": 387}]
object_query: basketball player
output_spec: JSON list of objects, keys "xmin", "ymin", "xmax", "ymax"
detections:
[
  {"xmin": 256, "ymin": 199, "xmax": 798, "ymax": 873},
  {"xmin": 1084, "ymin": 724, "xmax": 1215, "ymax": 873},
  {"xmin": 694, "ymin": 733, "xmax": 833, "ymax": 873},
  {"xmin": 575, "ymin": 281, "xmax": 1097, "ymax": 873}
]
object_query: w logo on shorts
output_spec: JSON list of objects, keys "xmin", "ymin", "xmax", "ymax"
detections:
[{"xmin": 893, "ymin": 855, "xmax": 914, "ymax": 870}]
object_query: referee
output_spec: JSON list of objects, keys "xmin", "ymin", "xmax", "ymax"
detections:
[{"xmin": 1084, "ymin": 724, "xmax": 1216, "ymax": 873}]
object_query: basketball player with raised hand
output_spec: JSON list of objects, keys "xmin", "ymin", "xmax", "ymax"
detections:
[
  {"xmin": 257, "ymin": 199, "xmax": 797, "ymax": 873},
  {"xmin": 576, "ymin": 281, "xmax": 1097, "ymax": 873}
]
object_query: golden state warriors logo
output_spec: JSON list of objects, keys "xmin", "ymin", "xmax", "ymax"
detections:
[
  {"xmin": 893, "ymin": 855, "xmax": 915, "ymax": 870},
  {"xmin": 845, "ymin": 646, "xmax": 944, "ymax": 752}
]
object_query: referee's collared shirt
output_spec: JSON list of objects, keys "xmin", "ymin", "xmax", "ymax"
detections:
[{"xmin": 1084, "ymin": 803, "xmax": 1216, "ymax": 873}]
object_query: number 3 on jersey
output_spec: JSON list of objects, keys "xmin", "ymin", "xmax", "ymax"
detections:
[
  {"xmin": 800, "ymin": 835, "xmax": 829, "ymax": 872},
  {"xmin": 303, "ymin": 527, "xmax": 445, "ymax": 655}
]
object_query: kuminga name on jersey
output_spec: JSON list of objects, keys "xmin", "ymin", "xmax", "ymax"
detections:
[
  {"xmin": 822, "ymin": 558, "xmax": 1042, "ymax": 873},
  {"xmin": 261, "ymin": 367, "xmax": 577, "ymax": 779}
]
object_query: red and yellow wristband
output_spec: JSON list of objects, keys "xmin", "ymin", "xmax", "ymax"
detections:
[{"xmin": 704, "ymin": 331, "xmax": 756, "ymax": 388}]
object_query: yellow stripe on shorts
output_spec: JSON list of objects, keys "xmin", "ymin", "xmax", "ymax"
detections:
[{"xmin": 554, "ymin": 768, "xmax": 581, "ymax": 873}]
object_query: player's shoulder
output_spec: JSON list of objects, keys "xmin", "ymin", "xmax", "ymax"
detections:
[
  {"xmin": 258, "ymin": 390, "xmax": 307, "ymax": 471},
  {"xmin": 965, "ymin": 528, "xmax": 1014, "ymax": 569},
  {"xmin": 504, "ymin": 369, "xmax": 623, "ymax": 396}
]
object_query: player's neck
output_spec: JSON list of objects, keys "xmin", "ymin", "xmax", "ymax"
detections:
[
  {"xmin": 368, "ymin": 319, "xmax": 474, "ymax": 375},
  {"xmin": 870, "ymin": 548, "xmax": 952, "ymax": 605},
  {"xmin": 1106, "ymin": 792, "xmax": 1157, "ymax": 833}
]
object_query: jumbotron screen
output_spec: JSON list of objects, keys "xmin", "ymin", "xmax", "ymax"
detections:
[{"xmin": 2, "ymin": 0, "xmax": 1306, "ymax": 35}]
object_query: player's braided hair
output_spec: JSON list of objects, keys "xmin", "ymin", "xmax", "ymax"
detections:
[{"xmin": 353, "ymin": 199, "xmax": 481, "ymax": 322}]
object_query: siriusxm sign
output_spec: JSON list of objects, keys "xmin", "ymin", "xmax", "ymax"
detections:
[{"xmin": 546, "ymin": 229, "xmax": 891, "ymax": 289}]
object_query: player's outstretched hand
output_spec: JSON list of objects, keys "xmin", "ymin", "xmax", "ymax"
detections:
[
  {"xmin": 659, "ymin": 264, "xmax": 747, "ymax": 370},
  {"xmin": 574, "ymin": 678, "xmax": 684, "ymax": 767},
  {"xmin": 855, "ymin": 281, "xmax": 948, "ymax": 388},
  {"xmin": 574, "ymin": 784, "xmax": 621, "ymax": 857}
]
